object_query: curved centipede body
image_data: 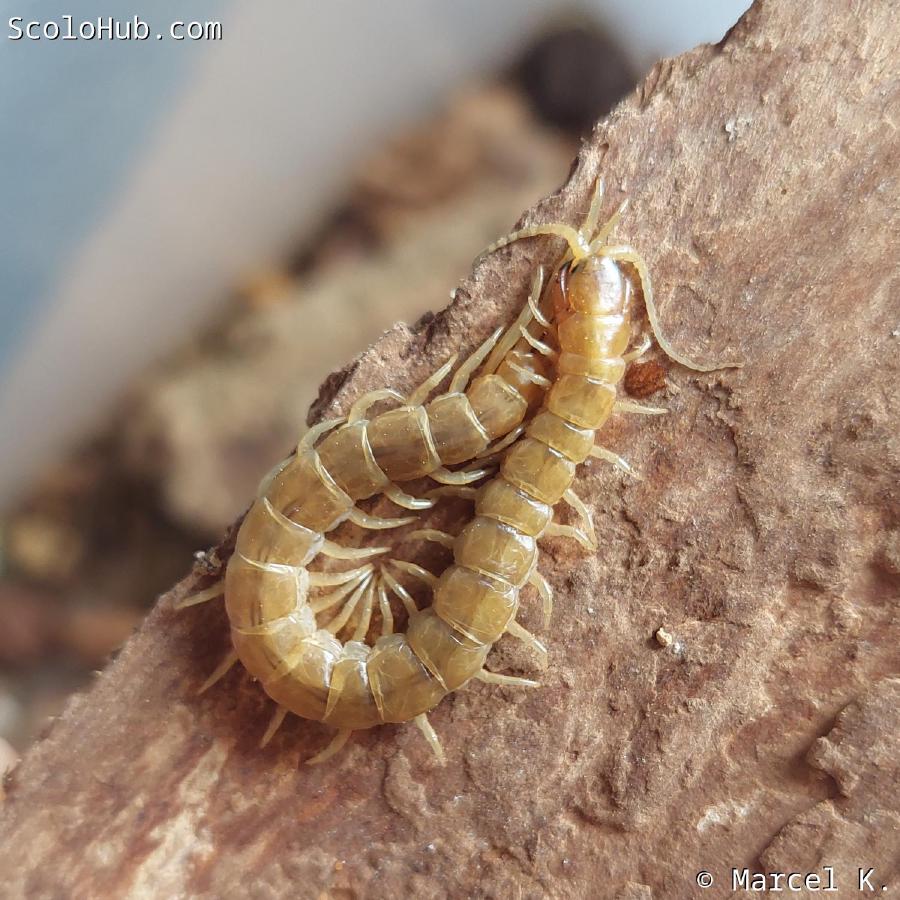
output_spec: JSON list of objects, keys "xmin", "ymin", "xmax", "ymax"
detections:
[{"xmin": 180, "ymin": 178, "xmax": 737, "ymax": 764}]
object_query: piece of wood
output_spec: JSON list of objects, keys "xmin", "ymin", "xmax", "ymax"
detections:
[{"xmin": 2, "ymin": 1, "xmax": 899, "ymax": 896}]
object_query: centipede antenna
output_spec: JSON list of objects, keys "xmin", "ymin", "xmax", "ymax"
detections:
[
  {"xmin": 414, "ymin": 713, "xmax": 445, "ymax": 764},
  {"xmin": 478, "ymin": 222, "xmax": 590, "ymax": 266},
  {"xmin": 602, "ymin": 243, "xmax": 743, "ymax": 372},
  {"xmin": 259, "ymin": 706, "xmax": 289, "ymax": 748},
  {"xmin": 306, "ymin": 729, "xmax": 353, "ymax": 766},
  {"xmin": 174, "ymin": 578, "xmax": 225, "ymax": 610},
  {"xmin": 198, "ymin": 650, "xmax": 239, "ymax": 694}
]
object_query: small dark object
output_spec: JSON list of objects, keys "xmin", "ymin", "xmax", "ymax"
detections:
[
  {"xmin": 517, "ymin": 24, "xmax": 637, "ymax": 133},
  {"xmin": 625, "ymin": 360, "xmax": 668, "ymax": 398}
]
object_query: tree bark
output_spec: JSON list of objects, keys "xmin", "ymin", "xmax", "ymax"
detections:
[{"xmin": 2, "ymin": 1, "xmax": 898, "ymax": 897}]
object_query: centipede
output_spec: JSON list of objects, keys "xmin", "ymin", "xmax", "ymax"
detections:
[{"xmin": 178, "ymin": 177, "xmax": 737, "ymax": 764}]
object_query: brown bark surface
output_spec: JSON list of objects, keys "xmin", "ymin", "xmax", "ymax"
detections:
[{"xmin": 2, "ymin": 1, "xmax": 898, "ymax": 897}]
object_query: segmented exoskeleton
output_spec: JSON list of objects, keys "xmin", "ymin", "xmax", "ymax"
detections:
[{"xmin": 179, "ymin": 179, "xmax": 736, "ymax": 763}]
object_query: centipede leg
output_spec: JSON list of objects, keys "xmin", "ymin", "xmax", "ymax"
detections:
[
  {"xmin": 309, "ymin": 564, "xmax": 374, "ymax": 588},
  {"xmin": 590, "ymin": 445, "xmax": 641, "ymax": 479},
  {"xmin": 507, "ymin": 620, "xmax": 548, "ymax": 662},
  {"xmin": 424, "ymin": 485, "xmax": 478, "ymax": 502},
  {"xmin": 615, "ymin": 399, "xmax": 667, "ymax": 416},
  {"xmin": 528, "ymin": 569, "xmax": 553, "ymax": 628},
  {"xmin": 449, "ymin": 326, "xmax": 504, "ymax": 393},
  {"xmin": 483, "ymin": 268, "xmax": 545, "ymax": 374},
  {"xmin": 562, "ymin": 488, "xmax": 598, "ymax": 548},
  {"xmin": 306, "ymin": 728, "xmax": 353, "ymax": 766},
  {"xmin": 414, "ymin": 713, "xmax": 445, "ymax": 764},
  {"xmin": 475, "ymin": 669, "xmax": 539, "ymax": 689},
  {"xmin": 376, "ymin": 578, "xmax": 394, "ymax": 636},
  {"xmin": 350, "ymin": 576, "xmax": 376, "ymax": 642},
  {"xmin": 623, "ymin": 333, "xmax": 653, "ymax": 363},
  {"xmin": 385, "ymin": 483, "xmax": 434, "ymax": 511},
  {"xmin": 519, "ymin": 325, "xmax": 557, "ymax": 360},
  {"xmin": 174, "ymin": 578, "xmax": 225, "ymax": 610},
  {"xmin": 310, "ymin": 570, "xmax": 369, "ymax": 614},
  {"xmin": 582, "ymin": 176, "xmax": 606, "ymax": 238},
  {"xmin": 198, "ymin": 649, "xmax": 239, "ymax": 694},
  {"xmin": 407, "ymin": 354, "xmax": 458, "ymax": 407},
  {"xmin": 260, "ymin": 706, "xmax": 289, "ymax": 748},
  {"xmin": 407, "ymin": 528, "xmax": 456, "ymax": 550},
  {"xmin": 389, "ymin": 560, "xmax": 438, "ymax": 587},
  {"xmin": 542, "ymin": 521, "xmax": 596, "ymax": 551},
  {"xmin": 430, "ymin": 465, "xmax": 489, "ymax": 486},
  {"xmin": 474, "ymin": 424, "xmax": 525, "ymax": 461},
  {"xmin": 348, "ymin": 389, "xmax": 406, "ymax": 423},
  {"xmin": 380, "ymin": 567, "xmax": 418, "ymax": 617},
  {"xmin": 297, "ymin": 417, "xmax": 345, "ymax": 453},
  {"xmin": 320, "ymin": 539, "xmax": 389, "ymax": 560},
  {"xmin": 323, "ymin": 574, "xmax": 372, "ymax": 635},
  {"xmin": 347, "ymin": 508, "xmax": 417, "ymax": 530}
]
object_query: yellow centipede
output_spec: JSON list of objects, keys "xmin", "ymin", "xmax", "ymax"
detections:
[{"xmin": 180, "ymin": 179, "xmax": 736, "ymax": 763}]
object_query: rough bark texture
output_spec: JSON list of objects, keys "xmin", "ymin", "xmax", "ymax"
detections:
[{"xmin": 2, "ymin": 1, "xmax": 899, "ymax": 897}]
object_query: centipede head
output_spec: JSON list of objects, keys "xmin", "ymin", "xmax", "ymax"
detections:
[{"xmin": 553, "ymin": 254, "xmax": 633, "ymax": 320}]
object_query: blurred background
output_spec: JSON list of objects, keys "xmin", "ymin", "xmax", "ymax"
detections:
[{"xmin": 0, "ymin": 0, "xmax": 750, "ymax": 769}]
